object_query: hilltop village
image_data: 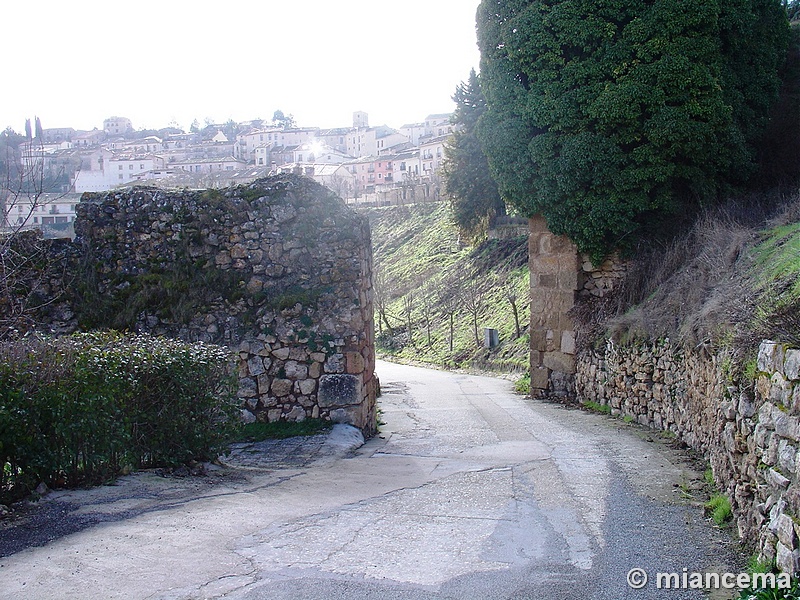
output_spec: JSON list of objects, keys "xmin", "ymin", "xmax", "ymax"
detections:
[{"xmin": 4, "ymin": 111, "xmax": 454, "ymax": 233}]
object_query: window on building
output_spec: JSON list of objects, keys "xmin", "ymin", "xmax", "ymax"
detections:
[
  {"xmin": 119, "ymin": 174, "xmax": 124, "ymax": 180},
  {"xmin": 129, "ymin": 164, "xmax": 133, "ymax": 170},
  {"xmin": 118, "ymin": 165, "xmax": 123, "ymax": 170},
  {"xmin": 140, "ymin": 164, "xmax": 144, "ymax": 169},
  {"xmin": 33, "ymin": 217, "xmax": 38, "ymax": 223}
]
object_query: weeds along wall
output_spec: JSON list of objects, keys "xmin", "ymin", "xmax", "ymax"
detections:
[
  {"xmin": 72, "ymin": 174, "xmax": 377, "ymax": 434},
  {"xmin": 576, "ymin": 339, "xmax": 800, "ymax": 573}
]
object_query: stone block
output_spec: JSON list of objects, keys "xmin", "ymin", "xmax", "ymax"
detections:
[
  {"xmin": 247, "ymin": 356, "xmax": 266, "ymax": 377},
  {"xmin": 329, "ymin": 407, "xmax": 358, "ymax": 426},
  {"xmin": 298, "ymin": 378, "xmax": 317, "ymax": 395},
  {"xmin": 771, "ymin": 372, "xmax": 792, "ymax": 405},
  {"xmin": 738, "ymin": 395, "xmax": 757, "ymax": 419},
  {"xmin": 768, "ymin": 468, "xmax": 791, "ymax": 490},
  {"xmin": 318, "ymin": 374, "xmax": 362, "ymax": 408},
  {"xmin": 779, "ymin": 439, "xmax": 798, "ymax": 474},
  {"xmin": 775, "ymin": 513, "xmax": 797, "ymax": 548},
  {"xmin": 285, "ymin": 406, "xmax": 306, "ymax": 422},
  {"xmin": 774, "ymin": 411, "xmax": 800, "ymax": 442},
  {"xmin": 786, "ymin": 349, "xmax": 800, "ymax": 381},
  {"xmin": 759, "ymin": 342, "xmax": 785, "ymax": 375},
  {"xmin": 561, "ymin": 330, "xmax": 576, "ymax": 355},
  {"xmin": 237, "ymin": 377, "xmax": 257, "ymax": 398},
  {"xmin": 309, "ymin": 362, "xmax": 322, "ymax": 379},
  {"xmin": 284, "ymin": 360, "xmax": 308, "ymax": 380},
  {"xmin": 539, "ymin": 273, "xmax": 557, "ymax": 288},
  {"xmin": 270, "ymin": 378, "xmax": 293, "ymax": 397},
  {"xmin": 324, "ymin": 353, "xmax": 345, "ymax": 374},
  {"xmin": 257, "ymin": 373, "xmax": 271, "ymax": 395},
  {"xmin": 543, "ymin": 351, "xmax": 576, "ymax": 374},
  {"xmin": 346, "ymin": 351, "xmax": 365, "ymax": 374},
  {"xmin": 531, "ymin": 367, "xmax": 550, "ymax": 390},
  {"xmin": 775, "ymin": 541, "xmax": 798, "ymax": 574},
  {"xmin": 272, "ymin": 347, "xmax": 290, "ymax": 360}
]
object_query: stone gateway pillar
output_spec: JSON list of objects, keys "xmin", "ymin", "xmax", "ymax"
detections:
[{"xmin": 528, "ymin": 215, "xmax": 579, "ymax": 398}]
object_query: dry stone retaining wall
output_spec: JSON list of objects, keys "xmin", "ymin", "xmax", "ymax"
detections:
[
  {"xmin": 72, "ymin": 174, "xmax": 377, "ymax": 434},
  {"xmin": 577, "ymin": 338, "xmax": 800, "ymax": 571}
]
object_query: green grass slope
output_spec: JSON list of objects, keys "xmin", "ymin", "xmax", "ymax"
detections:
[{"xmin": 359, "ymin": 203, "xmax": 530, "ymax": 373}]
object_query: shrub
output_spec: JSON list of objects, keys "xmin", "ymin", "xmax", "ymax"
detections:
[
  {"xmin": 514, "ymin": 372, "xmax": 531, "ymax": 395},
  {"xmin": 0, "ymin": 332, "xmax": 239, "ymax": 504}
]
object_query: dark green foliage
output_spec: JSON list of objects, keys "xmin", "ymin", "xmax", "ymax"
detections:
[
  {"xmin": 476, "ymin": 0, "xmax": 790, "ymax": 262},
  {"xmin": 0, "ymin": 332, "xmax": 239, "ymax": 504},
  {"xmin": 443, "ymin": 69, "xmax": 506, "ymax": 239},
  {"xmin": 75, "ymin": 254, "xmax": 241, "ymax": 330}
]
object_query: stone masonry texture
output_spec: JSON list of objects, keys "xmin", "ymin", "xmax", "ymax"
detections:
[
  {"xmin": 577, "ymin": 339, "xmax": 800, "ymax": 572},
  {"xmin": 29, "ymin": 174, "xmax": 378, "ymax": 434}
]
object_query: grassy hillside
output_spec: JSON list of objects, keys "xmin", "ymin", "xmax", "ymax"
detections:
[
  {"xmin": 577, "ymin": 191, "xmax": 800, "ymax": 375},
  {"xmin": 359, "ymin": 203, "xmax": 530, "ymax": 374}
]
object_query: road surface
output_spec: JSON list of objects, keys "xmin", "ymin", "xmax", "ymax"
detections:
[{"xmin": 0, "ymin": 360, "xmax": 740, "ymax": 599}]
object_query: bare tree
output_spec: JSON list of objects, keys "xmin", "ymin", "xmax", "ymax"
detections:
[
  {"xmin": 419, "ymin": 281, "xmax": 436, "ymax": 347},
  {"xmin": 373, "ymin": 267, "xmax": 395, "ymax": 336},
  {"xmin": 498, "ymin": 268, "xmax": 523, "ymax": 338},
  {"xmin": 439, "ymin": 287, "xmax": 459, "ymax": 353},
  {"xmin": 0, "ymin": 121, "xmax": 72, "ymax": 339},
  {"xmin": 460, "ymin": 275, "xmax": 486, "ymax": 348},
  {"xmin": 402, "ymin": 292, "xmax": 414, "ymax": 346}
]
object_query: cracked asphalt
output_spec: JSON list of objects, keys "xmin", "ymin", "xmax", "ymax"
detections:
[{"xmin": 0, "ymin": 360, "xmax": 742, "ymax": 599}]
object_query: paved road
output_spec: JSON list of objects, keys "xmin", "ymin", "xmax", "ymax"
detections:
[{"xmin": 0, "ymin": 360, "xmax": 740, "ymax": 599}]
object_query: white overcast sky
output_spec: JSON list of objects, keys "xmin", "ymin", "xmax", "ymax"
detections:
[{"xmin": 2, "ymin": 0, "xmax": 482, "ymax": 133}]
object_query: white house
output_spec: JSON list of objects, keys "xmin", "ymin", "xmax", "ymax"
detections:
[
  {"xmin": 167, "ymin": 156, "xmax": 247, "ymax": 174},
  {"xmin": 399, "ymin": 123, "xmax": 427, "ymax": 146},
  {"xmin": 391, "ymin": 149, "xmax": 422, "ymax": 183},
  {"xmin": 236, "ymin": 128, "xmax": 319, "ymax": 162},
  {"xmin": 73, "ymin": 152, "xmax": 162, "ymax": 192},
  {"xmin": 346, "ymin": 125, "xmax": 408, "ymax": 158},
  {"xmin": 424, "ymin": 113, "xmax": 453, "ymax": 137},
  {"xmin": 3, "ymin": 192, "xmax": 81, "ymax": 233},
  {"xmin": 419, "ymin": 134, "xmax": 450, "ymax": 176},
  {"xmin": 103, "ymin": 116, "xmax": 133, "ymax": 136}
]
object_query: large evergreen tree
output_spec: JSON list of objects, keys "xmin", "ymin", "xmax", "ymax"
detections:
[
  {"xmin": 443, "ymin": 69, "xmax": 505, "ymax": 238},
  {"xmin": 476, "ymin": 0, "xmax": 790, "ymax": 261}
]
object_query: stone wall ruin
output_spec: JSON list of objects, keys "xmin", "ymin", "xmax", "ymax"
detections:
[{"xmin": 72, "ymin": 174, "xmax": 377, "ymax": 434}]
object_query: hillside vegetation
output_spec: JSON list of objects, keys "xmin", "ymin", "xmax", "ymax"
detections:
[
  {"xmin": 358, "ymin": 203, "xmax": 529, "ymax": 374},
  {"xmin": 575, "ymin": 191, "xmax": 800, "ymax": 374}
]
